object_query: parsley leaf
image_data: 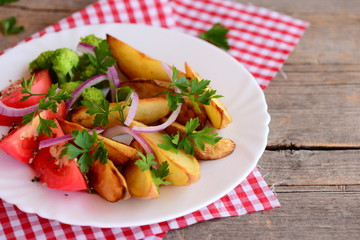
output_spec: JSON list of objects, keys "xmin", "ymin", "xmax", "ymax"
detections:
[
  {"xmin": 20, "ymin": 76, "xmax": 72, "ymax": 136},
  {"xmin": 0, "ymin": 16, "xmax": 24, "ymax": 35},
  {"xmin": 199, "ymin": 23, "xmax": 230, "ymax": 50},
  {"xmin": 135, "ymin": 152, "xmax": 171, "ymax": 189},
  {"xmin": 159, "ymin": 118, "xmax": 222, "ymax": 155},
  {"xmin": 84, "ymin": 40, "xmax": 116, "ymax": 75},
  {"xmin": 161, "ymin": 67, "xmax": 223, "ymax": 111},
  {"xmin": 62, "ymin": 129, "xmax": 108, "ymax": 173},
  {"xmin": 0, "ymin": 0, "xmax": 18, "ymax": 6}
]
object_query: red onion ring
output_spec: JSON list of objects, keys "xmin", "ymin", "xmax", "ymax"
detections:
[
  {"xmin": 0, "ymin": 101, "xmax": 39, "ymax": 117},
  {"xmin": 102, "ymin": 126, "xmax": 153, "ymax": 155},
  {"xmin": 106, "ymin": 66, "xmax": 121, "ymax": 102},
  {"xmin": 124, "ymin": 91, "xmax": 139, "ymax": 126},
  {"xmin": 76, "ymin": 42, "xmax": 95, "ymax": 55},
  {"xmin": 39, "ymin": 128, "xmax": 105, "ymax": 149},
  {"xmin": 65, "ymin": 74, "xmax": 108, "ymax": 112}
]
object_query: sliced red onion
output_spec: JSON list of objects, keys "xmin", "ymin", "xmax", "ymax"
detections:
[
  {"xmin": 65, "ymin": 74, "xmax": 107, "ymax": 112},
  {"xmin": 0, "ymin": 101, "xmax": 39, "ymax": 117},
  {"xmin": 124, "ymin": 91, "xmax": 139, "ymax": 126},
  {"xmin": 106, "ymin": 66, "xmax": 121, "ymax": 102},
  {"xmin": 76, "ymin": 42, "xmax": 95, "ymax": 55},
  {"xmin": 39, "ymin": 128, "xmax": 105, "ymax": 149},
  {"xmin": 131, "ymin": 63, "xmax": 182, "ymax": 133},
  {"xmin": 102, "ymin": 126, "xmax": 153, "ymax": 155}
]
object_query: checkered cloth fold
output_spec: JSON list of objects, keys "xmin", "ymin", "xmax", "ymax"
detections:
[{"xmin": 0, "ymin": 0, "xmax": 308, "ymax": 239}]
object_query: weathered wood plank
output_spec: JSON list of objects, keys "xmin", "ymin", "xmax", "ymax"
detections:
[
  {"xmin": 259, "ymin": 150, "xmax": 360, "ymax": 186},
  {"xmin": 165, "ymin": 191, "xmax": 360, "ymax": 240}
]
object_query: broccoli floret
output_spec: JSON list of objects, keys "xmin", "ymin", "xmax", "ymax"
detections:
[
  {"xmin": 77, "ymin": 55, "xmax": 97, "ymax": 80},
  {"xmin": 60, "ymin": 81, "xmax": 82, "ymax": 94},
  {"xmin": 29, "ymin": 50, "xmax": 54, "ymax": 70},
  {"xmin": 29, "ymin": 48, "xmax": 79, "ymax": 84},
  {"xmin": 81, "ymin": 87, "xmax": 105, "ymax": 105},
  {"xmin": 80, "ymin": 34, "xmax": 103, "ymax": 48}
]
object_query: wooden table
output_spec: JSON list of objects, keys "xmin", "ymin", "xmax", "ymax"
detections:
[{"xmin": 1, "ymin": 0, "xmax": 359, "ymax": 239}]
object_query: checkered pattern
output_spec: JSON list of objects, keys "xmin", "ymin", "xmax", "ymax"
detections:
[{"xmin": 0, "ymin": 0, "xmax": 308, "ymax": 239}]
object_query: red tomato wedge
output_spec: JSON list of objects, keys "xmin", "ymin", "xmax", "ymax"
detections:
[
  {"xmin": 0, "ymin": 69, "xmax": 52, "ymax": 126},
  {"xmin": 0, "ymin": 102, "xmax": 66, "ymax": 163},
  {"xmin": 31, "ymin": 119, "xmax": 87, "ymax": 191}
]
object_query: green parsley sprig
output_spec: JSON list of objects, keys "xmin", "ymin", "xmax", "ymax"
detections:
[
  {"xmin": 0, "ymin": 16, "xmax": 24, "ymax": 35},
  {"xmin": 61, "ymin": 129, "xmax": 108, "ymax": 173},
  {"xmin": 161, "ymin": 67, "xmax": 223, "ymax": 111},
  {"xmin": 135, "ymin": 152, "xmax": 171, "ymax": 190},
  {"xmin": 199, "ymin": 23, "xmax": 230, "ymax": 50},
  {"xmin": 20, "ymin": 75, "xmax": 72, "ymax": 136},
  {"xmin": 84, "ymin": 40, "xmax": 117, "ymax": 75},
  {"xmin": 159, "ymin": 117, "xmax": 222, "ymax": 155},
  {"xmin": 82, "ymin": 86, "xmax": 134, "ymax": 127}
]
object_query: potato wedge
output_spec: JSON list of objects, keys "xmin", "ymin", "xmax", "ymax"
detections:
[
  {"xmin": 70, "ymin": 97, "xmax": 170, "ymax": 129},
  {"xmin": 108, "ymin": 34, "xmax": 177, "ymax": 81},
  {"xmin": 176, "ymin": 97, "xmax": 208, "ymax": 130},
  {"xmin": 164, "ymin": 121, "xmax": 236, "ymax": 160},
  {"xmin": 185, "ymin": 62, "xmax": 232, "ymax": 129},
  {"xmin": 58, "ymin": 119, "xmax": 137, "ymax": 165},
  {"xmin": 132, "ymin": 121, "xmax": 200, "ymax": 186},
  {"xmin": 88, "ymin": 159, "xmax": 130, "ymax": 202},
  {"xmin": 121, "ymin": 79, "xmax": 170, "ymax": 99}
]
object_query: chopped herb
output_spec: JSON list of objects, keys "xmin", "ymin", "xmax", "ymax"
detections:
[
  {"xmin": 0, "ymin": 0, "xmax": 18, "ymax": 6},
  {"xmin": 62, "ymin": 129, "xmax": 108, "ymax": 173},
  {"xmin": 20, "ymin": 75, "xmax": 72, "ymax": 136},
  {"xmin": 159, "ymin": 118, "xmax": 222, "ymax": 155},
  {"xmin": 160, "ymin": 67, "xmax": 223, "ymax": 112},
  {"xmin": 0, "ymin": 16, "xmax": 24, "ymax": 35},
  {"xmin": 199, "ymin": 23, "xmax": 230, "ymax": 50},
  {"xmin": 84, "ymin": 40, "xmax": 117, "ymax": 75},
  {"xmin": 135, "ymin": 152, "xmax": 171, "ymax": 189}
]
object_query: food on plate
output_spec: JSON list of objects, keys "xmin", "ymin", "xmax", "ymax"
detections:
[
  {"xmin": 185, "ymin": 62, "xmax": 232, "ymax": 129},
  {"xmin": 0, "ymin": 33, "xmax": 235, "ymax": 202}
]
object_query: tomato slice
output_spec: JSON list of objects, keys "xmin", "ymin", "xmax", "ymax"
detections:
[
  {"xmin": 0, "ymin": 69, "xmax": 52, "ymax": 126},
  {"xmin": 31, "ymin": 119, "xmax": 87, "ymax": 191},
  {"xmin": 0, "ymin": 102, "xmax": 66, "ymax": 163}
]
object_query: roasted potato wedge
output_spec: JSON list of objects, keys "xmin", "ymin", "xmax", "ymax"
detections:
[
  {"xmin": 185, "ymin": 62, "xmax": 232, "ymax": 129},
  {"xmin": 132, "ymin": 121, "xmax": 200, "ymax": 186},
  {"xmin": 176, "ymin": 97, "xmax": 208, "ymax": 130},
  {"xmin": 88, "ymin": 159, "xmax": 130, "ymax": 202},
  {"xmin": 58, "ymin": 119, "xmax": 137, "ymax": 165},
  {"xmin": 70, "ymin": 97, "xmax": 171, "ymax": 129},
  {"xmin": 123, "ymin": 141, "xmax": 159, "ymax": 199},
  {"xmin": 121, "ymin": 79, "xmax": 170, "ymax": 99},
  {"xmin": 164, "ymin": 120, "xmax": 236, "ymax": 160},
  {"xmin": 108, "ymin": 34, "xmax": 178, "ymax": 81}
]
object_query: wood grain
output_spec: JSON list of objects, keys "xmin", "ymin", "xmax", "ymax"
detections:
[{"xmin": 1, "ymin": 0, "xmax": 360, "ymax": 239}]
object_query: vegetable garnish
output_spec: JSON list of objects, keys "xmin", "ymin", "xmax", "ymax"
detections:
[
  {"xmin": 135, "ymin": 152, "xmax": 171, "ymax": 190},
  {"xmin": 199, "ymin": 23, "xmax": 230, "ymax": 50},
  {"xmin": 20, "ymin": 75, "xmax": 72, "ymax": 136},
  {"xmin": 61, "ymin": 129, "xmax": 108, "ymax": 173},
  {"xmin": 0, "ymin": 16, "xmax": 24, "ymax": 35},
  {"xmin": 160, "ymin": 67, "xmax": 223, "ymax": 112},
  {"xmin": 83, "ymin": 40, "xmax": 117, "ymax": 76},
  {"xmin": 0, "ymin": 0, "xmax": 18, "ymax": 5},
  {"xmin": 159, "ymin": 117, "xmax": 222, "ymax": 155}
]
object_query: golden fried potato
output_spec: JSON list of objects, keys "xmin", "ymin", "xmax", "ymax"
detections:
[
  {"xmin": 132, "ymin": 121, "xmax": 200, "ymax": 186},
  {"xmin": 107, "ymin": 34, "xmax": 172, "ymax": 81},
  {"xmin": 164, "ymin": 120, "xmax": 236, "ymax": 160},
  {"xmin": 121, "ymin": 79, "xmax": 170, "ymax": 99},
  {"xmin": 70, "ymin": 97, "xmax": 171, "ymax": 129},
  {"xmin": 88, "ymin": 159, "xmax": 130, "ymax": 202},
  {"xmin": 176, "ymin": 97, "xmax": 208, "ymax": 130},
  {"xmin": 58, "ymin": 119, "xmax": 137, "ymax": 165},
  {"xmin": 185, "ymin": 62, "xmax": 232, "ymax": 129}
]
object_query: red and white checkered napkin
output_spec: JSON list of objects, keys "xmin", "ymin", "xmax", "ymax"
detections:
[{"xmin": 0, "ymin": 0, "xmax": 308, "ymax": 239}]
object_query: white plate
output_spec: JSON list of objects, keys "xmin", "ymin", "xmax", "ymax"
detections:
[{"xmin": 0, "ymin": 23, "xmax": 270, "ymax": 228}]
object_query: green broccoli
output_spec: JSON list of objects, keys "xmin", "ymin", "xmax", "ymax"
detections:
[
  {"xmin": 60, "ymin": 81, "xmax": 82, "ymax": 94},
  {"xmin": 29, "ymin": 48, "xmax": 79, "ymax": 84},
  {"xmin": 77, "ymin": 55, "xmax": 97, "ymax": 80},
  {"xmin": 81, "ymin": 87, "xmax": 105, "ymax": 105},
  {"xmin": 80, "ymin": 34, "xmax": 103, "ymax": 48}
]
